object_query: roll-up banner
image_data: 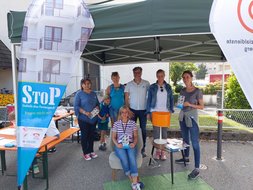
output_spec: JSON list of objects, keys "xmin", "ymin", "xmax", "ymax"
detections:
[
  {"xmin": 17, "ymin": 0, "xmax": 94, "ymax": 186},
  {"xmin": 210, "ymin": 0, "xmax": 253, "ymax": 108}
]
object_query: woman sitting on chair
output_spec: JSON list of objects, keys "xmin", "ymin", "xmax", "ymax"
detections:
[{"xmin": 112, "ymin": 105, "xmax": 142, "ymax": 190}]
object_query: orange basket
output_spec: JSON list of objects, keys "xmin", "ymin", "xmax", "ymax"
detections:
[{"xmin": 152, "ymin": 112, "xmax": 171, "ymax": 128}]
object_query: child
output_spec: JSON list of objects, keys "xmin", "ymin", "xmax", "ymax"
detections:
[
  {"xmin": 98, "ymin": 95, "xmax": 110, "ymax": 151},
  {"xmin": 45, "ymin": 115, "xmax": 61, "ymax": 153}
]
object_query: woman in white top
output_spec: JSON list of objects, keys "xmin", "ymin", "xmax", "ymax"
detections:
[{"xmin": 146, "ymin": 69, "xmax": 174, "ymax": 160}]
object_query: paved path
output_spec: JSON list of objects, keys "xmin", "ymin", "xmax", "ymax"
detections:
[{"xmin": 0, "ymin": 138, "xmax": 253, "ymax": 190}]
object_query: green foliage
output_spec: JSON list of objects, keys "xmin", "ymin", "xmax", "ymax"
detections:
[
  {"xmin": 225, "ymin": 74, "xmax": 251, "ymax": 109},
  {"xmin": 174, "ymin": 84, "xmax": 184, "ymax": 93},
  {"xmin": 202, "ymin": 82, "xmax": 222, "ymax": 95},
  {"xmin": 173, "ymin": 93, "xmax": 179, "ymax": 105},
  {"xmin": 195, "ymin": 63, "xmax": 208, "ymax": 79},
  {"xmin": 169, "ymin": 62, "xmax": 197, "ymax": 86}
]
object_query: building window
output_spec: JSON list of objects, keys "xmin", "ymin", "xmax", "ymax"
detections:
[
  {"xmin": 18, "ymin": 58, "xmax": 27, "ymax": 72},
  {"xmin": 43, "ymin": 59, "xmax": 60, "ymax": 82},
  {"xmin": 80, "ymin": 27, "xmax": 90, "ymax": 50},
  {"xmin": 44, "ymin": 26, "xmax": 62, "ymax": 50},
  {"xmin": 46, "ymin": 0, "xmax": 63, "ymax": 9},
  {"xmin": 45, "ymin": 0, "xmax": 63, "ymax": 16},
  {"xmin": 22, "ymin": 26, "xmax": 28, "ymax": 41}
]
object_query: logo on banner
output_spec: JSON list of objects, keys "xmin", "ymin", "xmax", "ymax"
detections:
[{"xmin": 237, "ymin": 0, "xmax": 253, "ymax": 33}]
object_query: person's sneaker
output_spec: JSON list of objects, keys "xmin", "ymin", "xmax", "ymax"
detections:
[
  {"xmin": 188, "ymin": 168, "xmax": 200, "ymax": 180},
  {"xmin": 175, "ymin": 158, "xmax": 190, "ymax": 164},
  {"xmin": 102, "ymin": 143, "xmax": 107, "ymax": 150},
  {"xmin": 90, "ymin": 152, "xmax": 98, "ymax": 159},
  {"xmin": 99, "ymin": 144, "xmax": 105, "ymax": 151},
  {"xmin": 48, "ymin": 147, "xmax": 57, "ymax": 153},
  {"xmin": 138, "ymin": 181, "xmax": 145, "ymax": 189},
  {"xmin": 161, "ymin": 151, "xmax": 167, "ymax": 160},
  {"xmin": 141, "ymin": 151, "xmax": 147, "ymax": 158},
  {"xmin": 83, "ymin": 154, "xmax": 91, "ymax": 161},
  {"xmin": 131, "ymin": 183, "xmax": 141, "ymax": 190},
  {"xmin": 33, "ymin": 164, "xmax": 40, "ymax": 174}
]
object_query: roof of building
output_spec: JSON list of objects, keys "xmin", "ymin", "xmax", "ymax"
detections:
[{"xmin": 0, "ymin": 40, "xmax": 12, "ymax": 69}]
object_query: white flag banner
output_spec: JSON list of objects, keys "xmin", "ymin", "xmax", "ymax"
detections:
[
  {"xmin": 17, "ymin": 0, "xmax": 94, "ymax": 187},
  {"xmin": 209, "ymin": 0, "xmax": 253, "ymax": 108}
]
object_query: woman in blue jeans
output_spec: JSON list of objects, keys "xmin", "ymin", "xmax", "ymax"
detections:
[
  {"xmin": 112, "ymin": 106, "xmax": 142, "ymax": 190},
  {"xmin": 74, "ymin": 78, "xmax": 99, "ymax": 161},
  {"xmin": 176, "ymin": 70, "xmax": 204, "ymax": 180}
]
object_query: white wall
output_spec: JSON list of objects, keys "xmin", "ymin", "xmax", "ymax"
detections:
[{"xmin": 100, "ymin": 62, "xmax": 170, "ymax": 90}]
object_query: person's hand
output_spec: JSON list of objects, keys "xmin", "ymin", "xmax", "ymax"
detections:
[
  {"xmin": 102, "ymin": 116, "xmax": 106, "ymax": 120},
  {"xmin": 69, "ymin": 110, "xmax": 74, "ymax": 114},
  {"xmin": 183, "ymin": 101, "xmax": 191, "ymax": 107},
  {"xmin": 130, "ymin": 143, "xmax": 136, "ymax": 148},
  {"xmin": 85, "ymin": 112, "xmax": 92, "ymax": 117},
  {"xmin": 117, "ymin": 143, "xmax": 123, "ymax": 148},
  {"xmin": 147, "ymin": 113, "xmax": 151, "ymax": 121}
]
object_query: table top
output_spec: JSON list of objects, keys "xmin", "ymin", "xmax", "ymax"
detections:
[
  {"xmin": 54, "ymin": 110, "xmax": 74, "ymax": 121},
  {"xmin": 153, "ymin": 138, "xmax": 188, "ymax": 152},
  {"xmin": 0, "ymin": 127, "xmax": 57, "ymax": 151}
]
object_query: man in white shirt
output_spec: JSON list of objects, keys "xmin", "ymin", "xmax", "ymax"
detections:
[{"xmin": 125, "ymin": 67, "xmax": 150, "ymax": 157}]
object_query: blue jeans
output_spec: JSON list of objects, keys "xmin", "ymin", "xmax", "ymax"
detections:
[
  {"xmin": 180, "ymin": 118, "xmax": 200, "ymax": 168},
  {"xmin": 114, "ymin": 146, "xmax": 138, "ymax": 177},
  {"xmin": 109, "ymin": 107, "xmax": 119, "ymax": 124},
  {"xmin": 78, "ymin": 119, "xmax": 97, "ymax": 155},
  {"xmin": 130, "ymin": 108, "xmax": 147, "ymax": 152}
]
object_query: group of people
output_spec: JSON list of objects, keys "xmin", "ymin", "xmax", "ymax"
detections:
[{"xmin": 74, "ymin": 67, "xmax": 204, "ymax": 190}]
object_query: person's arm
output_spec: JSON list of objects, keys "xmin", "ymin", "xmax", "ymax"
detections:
[
  {"xmin": 112, "ymin": 131, "xmax": 122, "ymax": 148},
  {"xmin": 169, "ymin": 85, "xmax": 175, "ymax": 113},
  {"xmin": 73, "ymin": 92, "xmax": 81, "ymax": 117},
  {"xmin": 183, "ymin": 101, "xmax": 203, "ymax": 110},
  {"xmin": 183, "ymin": 96, "xmax": 204, "ymax": 110},
  {"xmin": 95, "ymin": 92, "xmax": 100, "ymax": 107},
  {"xmin": 124, "ymin": 83, "xmax": 130, "ymax": 107},
  {"xmin": 146, "ymin": 87, "xmax": 152, "ymax": 120},
  {"xmin": 105, "ymin": 85, "xmax": 110, "ymax": 96},
  {"xmin": 125, "ymin": 92, "xmax": 130, "ymax": 107},
  {"xmin": 98, "ymin": 112, "xmax": 106, "ymax": 120},
  {"xmin": 130, "ymin": 129, "xmax": 138, "ymax": 148}
]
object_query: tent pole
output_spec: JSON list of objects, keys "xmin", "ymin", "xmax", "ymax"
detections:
[
  {"xmin": 11, "ymin": 44, "xmax": 18, "ymax": 124},
  {"xmin": 221, "ymin": 62, "xmax": 225, "ymax": 109}
]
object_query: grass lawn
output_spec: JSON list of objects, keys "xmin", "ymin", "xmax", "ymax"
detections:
[{"xmin": 146, "ymin": 114, "xmax": 253, "ymax": 132}]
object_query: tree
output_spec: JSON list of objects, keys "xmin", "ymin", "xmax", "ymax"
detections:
[
  {"xmin": 169, "ymin": 62, "xmax": 197, "ymax": 86},
  {"xmin": 225, "ymin": 73, "xmax": 251, "ymax": 109},
  {"xmin": 195, "ymin": 63, "xmax": 208, "ymax": 79}
]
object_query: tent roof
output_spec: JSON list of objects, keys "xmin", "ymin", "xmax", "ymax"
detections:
[{"xmin": 7, "ymin": 0, "xmax": 225, "ymax": 65}]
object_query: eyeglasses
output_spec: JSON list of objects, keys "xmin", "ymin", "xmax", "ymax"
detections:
[{"xmin": 160, "ymin": 86, "xmax": 164, "ymax": 92}]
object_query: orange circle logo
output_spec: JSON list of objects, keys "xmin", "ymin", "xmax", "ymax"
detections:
[{"xmin": 237, "ymin": 0, "xmax": 253, "ymax": 33}]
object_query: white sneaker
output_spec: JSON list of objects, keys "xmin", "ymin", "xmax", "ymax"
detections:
[
  {"xmin": 90, "ymin": 152, "xmax": 98, "ymax": 159},
  {"xmin": 33, "ymin": 164, "xmax": 40, "ymax": 174}
]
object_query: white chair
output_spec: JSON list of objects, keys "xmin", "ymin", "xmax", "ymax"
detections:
[{"xmin": 109, "ymin": 127, "xmax": 143, "ymax": 180}]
